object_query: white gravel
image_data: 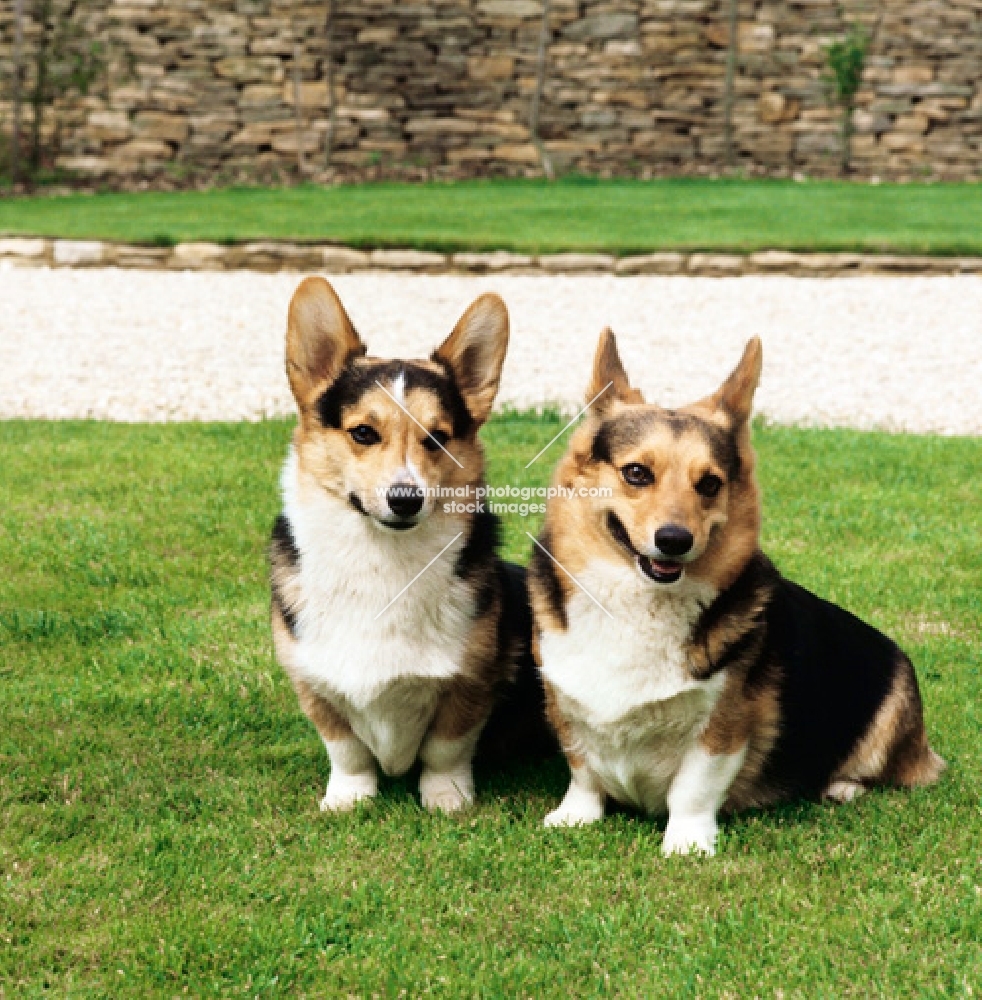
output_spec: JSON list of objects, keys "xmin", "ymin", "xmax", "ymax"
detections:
[{"xmin": 1, "ymin": 266, "xmax": 981, "ymax": 434}]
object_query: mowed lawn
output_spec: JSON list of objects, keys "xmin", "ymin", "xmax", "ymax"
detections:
[
  {"xmin": 1, "ymin": 415, "xmax": 980, "ymax": 997},
  {"xmin": 2, "ymin": 178, "xmax": 982, "ymax": 255}
]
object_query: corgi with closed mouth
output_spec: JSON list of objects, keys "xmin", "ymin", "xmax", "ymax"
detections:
[
  {"xmin": 529, "ymin": 330, "xmax": 944, "ymax": 855},
  {"xmin": 271, "ymin": 277, "xmax": 550, "ymax": 814}
]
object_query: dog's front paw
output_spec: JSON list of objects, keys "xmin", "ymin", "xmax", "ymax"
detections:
[
  {"xmin": 823, "ymin": 779, "xmax": 865, "ymax": 804},
  {"xmin": 544, "ymin": 786, "xmax": 604, "ymax": 828},
  {"xmin": 320, "ymin": 773, "xmax": 378, "ymax": 813},
  {"xmin": 662, "ymin": 815, "xmax": 718, "ymax": 857},
  {"xmin": 419, "ymin": 771, "xmax": 474, "ymax": 814}
]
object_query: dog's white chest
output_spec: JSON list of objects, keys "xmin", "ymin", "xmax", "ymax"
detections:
[{"xmin": 538, "ymin": 561, "xmax": 722, "ymax": 812}]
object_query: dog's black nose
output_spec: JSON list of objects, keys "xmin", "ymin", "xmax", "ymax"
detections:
[
  {"xmin": 654, "ymin": 524, "xmax": 693, "ymax": 557},
  {"xmin": 386, "ymin": 485, "xmax": 424, "ymax": 519}
]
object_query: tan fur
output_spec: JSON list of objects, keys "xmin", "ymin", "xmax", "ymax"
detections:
[
  {"xmin": 273, "ymin": 605, "xmax": 352, "ymax": 742},
  {"xmin": 540, "ymin": 675, "xmax": 585, "ymax": 771},
  {"xmin": 293, "ymin": 369, "xmax": 486, "ymax": 527},
  {"xmin": 586, "ymin": 326, "xmax": 646, "ymax": 415},
  {"xmin": 433, "ymin": 294, "xmax": 510, "ymax": 423},
  {"xmin": 700, "ymin": 659, "xmax": 783, "ymax": 811},
  {"xmin": 832, "ymin": 653, "xmax": 945, "ymax": 792},
  {"xmin": 537, "ymin": 332, "xmax": 762, "ymax": 592},
  {"xmin": 428, "ymin": 587, "xmax": 511, "ymax": 742},
  {"xmin": 286, "ymin": 276, "xmax": 364, "ymax": 417}
]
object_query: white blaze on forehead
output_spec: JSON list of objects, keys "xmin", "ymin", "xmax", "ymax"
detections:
[
  {"xmin": 385, "ymin": 366, "xmax": 426, "ymax": 489},
  {"xmin": 390, "ymin": 368, "xmax": 406, "ymax": 405}
]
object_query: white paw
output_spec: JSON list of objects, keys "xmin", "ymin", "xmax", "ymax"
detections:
[
  {"xmin": 544, "ymin": 788, "xmax": 604, "ymax": 828},
  {"xmin": 419, "ymin": 772, "xmax": 474, "ymax": 814},
  {"xmin": 823, "ymin": 779, "xmax": 865, "ymax": 804},
  {"xmin": 662, "ymin": 816, "xmax": 718, "ymax": 857},
  {"xmin": 319, "ymin": 773, "xmax": 377, "ymax": 813}
]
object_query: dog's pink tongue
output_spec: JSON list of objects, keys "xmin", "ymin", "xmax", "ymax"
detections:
[{"xmin": 652, "ymin": 560, "xmax": 679, "ymax": 573}]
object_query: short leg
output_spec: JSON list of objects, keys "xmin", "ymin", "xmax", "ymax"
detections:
[
  {"xmin": 544, "ymin": 764, "xmax": 605, "ymax": 828},
  {"xmin": 419, "ymin": 676, "xmax": 496, "ymax": 814},
  {"xmin": 419, "ymin": 729, "xmax": 481, "ymax": 813},
  {"xmin": 663, "ymin": 744, "xmax": 746, "ymax": 857},
  {"xmin": 285, "ymin": 670, "xmax": 378, "ymax": 812},
  {"xmin": 321, "ymin": 736, "xmax": 378, "ymax": 812},
  {"xmin": 274, "ymin": 624, "xmax": 378, "ymax": 811}
]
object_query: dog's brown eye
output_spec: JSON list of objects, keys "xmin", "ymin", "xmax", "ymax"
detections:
[
  {"xmin": 621, "ymin": 463, "xmax": 654, "ymax": 487},
  {"xmin": 696, "ymin": 473, "xmax": 723, "ymax": 498},
  {"xmin": 422, "ymin": 430, "xmax": 450, "ymax": 453},
  {"xmin": 349, "ymin": 424, "xmax": 380, "ymax": 446}
]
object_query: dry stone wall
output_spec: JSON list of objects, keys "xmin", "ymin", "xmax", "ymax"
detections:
[{"xmin": 0, "ymin": 0, "xmax": 980, "ymax": 183}]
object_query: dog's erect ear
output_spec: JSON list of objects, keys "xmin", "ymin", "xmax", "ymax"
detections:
[
  {"xmin": 285, "ymin": 277, "xmax": 365, "ymax": 409},
  {"xmin": 586, "ymin": 327, "xmax": 644, "ymax": 417},
  {"xmin": 432, "ymin": 293, "xmax": 509, "ymax": 426},
  {"xmin": 711, "ymin": 337, "xmax": 762, "ymax": 424}
]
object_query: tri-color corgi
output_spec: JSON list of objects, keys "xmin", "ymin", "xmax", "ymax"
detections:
[
  {"xmin": 529, "ymin": 331, "xmax": 944, "ymax": 855},
  {"xmin": 270, "ymin": 277, "xmax": 549, "ymax": 814}
]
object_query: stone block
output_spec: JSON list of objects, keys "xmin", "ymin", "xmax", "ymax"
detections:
[
  {"xmin": 477, "ymin": 1, "xmax": 542, "ymax": 16},
  {"xmin": 88, "ymin": 111, "xmax": 131, "ymax": 142},
  {"xmin": 895, "ymin": 114, "xmax": 929, "ymax": 134},
  {"xmin": 271, "ymin": 133, "xmax": 322, "ymax": 155},
  {"xmin": 857, "ymin": 255, "xmax": 958, "ymax": 274},
  {"xmin": 111, "ymin": 246, "xmax": 172, "ymax": 268},
  {"xmin": 758, "ymin": 92, "xmax": 798, "ymax": 123},
  {"xmin": 565, "ymin": 14, "xmax": 638, "ymax": 41},
  {"xmin": 615, "ymin": 253, "xmax": 685, "ymax": 275},
  {"xmin": 881, "ymin": 132, "xmax": 925, "ymax": 152},
  {"xmin": 134, "ymin": 111, "xmax": 188, "ymax": 143},
  {"xmin": 114, "ymin": 139, "xmax": 175, "ymax": 160},
  {"xmin": 357, "ymin": 27, "xmax": 398, "ymax": 44},
  {"xmin": 171, "ymin": 243, "xmax": 228, "ymax": 270},
  {"xmin": 53, "ymin": 241, "xmax": 105, "ymax": 266},
  {"xmin": 321, "ymin": 247, "xmax": 371, "ymax": 271},
  {"xmin": 452, "ymin": 251, "xmax": 535, "ymax": 271},
  {"xmin": 0, "ymin": 238, "xmax": 48, "ymax": 259},
  {"xmin": 233, "ymin": 243, "xmax": 325, "ymax": 271},
  {"xmin": 737, "ymin": 22, "xmax": 775, "ymax": 53},
  {"xmin": 893, "ymin": 66, "xmax": 934, "ymax": 84},
  {"xmin": 467, "ymin": 56, "xmax": 515, "ymax": 80},
  {"xmin": 56, "ymin": 156, "xmax": 112, "ymax": 177},
  {"xmin": 538, "ymin": 253, "xmax": 616, "ymax": 272},
  {"xmin": 495, "ymin": 143, "xmax": 541, "ymax": 164},
  {"xmin": 406, "ymin": 118, "xmax": 482, "ymax": 135},
  {"xmin": 369, "ymin": 250, "xmax": 448, "ymax": 270},
  {"xmin": 687, "ymin": 254, "xmax": 745, "ymax": 275},
  {"xmin": 282, "ymin": 81, "xmax": 329, "ymax": 108}
]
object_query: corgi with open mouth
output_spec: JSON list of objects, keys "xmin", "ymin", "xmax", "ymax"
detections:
[
  {"xmin": 529, "ymin": 330, "xmax": 944, "ymax": 855},
  {"xmin": 270, "ymin": 277, "xmax": 550, "ymax": 814}
]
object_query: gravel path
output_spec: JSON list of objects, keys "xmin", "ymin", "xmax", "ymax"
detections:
[{"xmin": 1, "ymin": 266, "xmax": 980, "ymax": 434}]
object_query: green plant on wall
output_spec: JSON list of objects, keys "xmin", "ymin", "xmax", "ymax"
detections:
[{"xmin": 823, "ymin": 22, "xmax": 868, "ymax": 175}]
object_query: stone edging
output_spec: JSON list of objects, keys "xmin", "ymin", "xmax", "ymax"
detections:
[{"xmin": 1, "ymin": 238, "xmax": 981, "ymax": 277}]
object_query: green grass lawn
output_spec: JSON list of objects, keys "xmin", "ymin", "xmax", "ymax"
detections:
[
  {"xmin": 2, "ymin": 178, "xmax": 982, "ymax": 255},
  {"xmin": 1, "ymin": 415, "xmax": 980, "ymax": 997}
]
